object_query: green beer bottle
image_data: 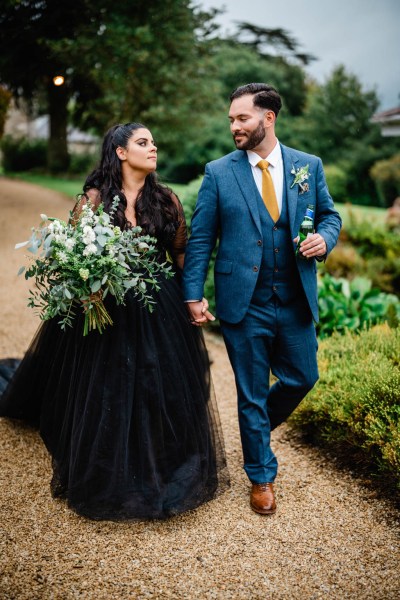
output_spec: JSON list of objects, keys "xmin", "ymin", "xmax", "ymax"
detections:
[{"xmin": 296, "ymin": 204, "xmax": 315, "ymax": 258}]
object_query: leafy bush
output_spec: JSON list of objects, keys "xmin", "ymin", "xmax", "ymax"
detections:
[
  {"xmin": 180, "ymin": 176, "xmax": 203, "ymax": 226},
  {"xmin": 334, "ymin": 214, "xmax": 400, "ymax": 294},
  {"xmin": 324, "ymin": 164, "xmax": 348, "ymax": 203},
  {"xmin": 289, "ymin": 324, "xmax": 400, "ymax": 488},
  {"xmin": 317, "ymin": 274, "xmax": 400, "ymax": 338},
  {"xmin": 1, "ymin": 135, "xmax": 47, "ymax": 171},
  {"xmin": 370, "ymin": 154, "xmax": 400, "ymax": 208},
  {"xmin": 323, "ymin": 243, "xmax": 364, "ymax": 279},
  {"xmin": 344, "ymin": 214, "xmax": 400, "ymax": 260},
  {"xmin": 68, "ymin": 151, "xmax": 98, "ymax": 176}
]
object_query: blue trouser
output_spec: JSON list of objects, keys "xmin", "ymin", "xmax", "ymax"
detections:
[{"xmin": 220, "ymin": 295, "xmax": 319, "ymax": 484}]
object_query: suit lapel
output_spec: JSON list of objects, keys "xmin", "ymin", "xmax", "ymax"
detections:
[
  {"xmin": 231, "ymin": 151, "xmax": 262, "ymax": 234},
  {"xmin": 281, "ymin": 144, "xmax": 301, "ymax": 237}
]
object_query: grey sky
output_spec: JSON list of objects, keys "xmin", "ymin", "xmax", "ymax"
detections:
[{"xmin": 199, "ymin": 0, "xmax": 400, "ymax": 110}]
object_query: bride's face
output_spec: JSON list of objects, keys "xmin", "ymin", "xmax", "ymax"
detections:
[{"xmin": 116, "ymin": 128, "xmax": 158, "ymax": 173}]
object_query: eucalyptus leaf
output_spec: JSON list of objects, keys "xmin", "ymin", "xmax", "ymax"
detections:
[{"xmin": 90, "ymin": 280, "xmax": 102, "ymax": 293}]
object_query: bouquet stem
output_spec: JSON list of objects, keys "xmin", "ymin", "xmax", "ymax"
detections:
[{"xmin": 83, "ymin": 299, "xmax": 113, "ymax": 336}]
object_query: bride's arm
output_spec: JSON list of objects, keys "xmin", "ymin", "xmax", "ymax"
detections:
[
  {"xmin": 70, "ymin": 188, "xmax": 101, "ymax": 226},
  {"xmin": 169, "ymin": 193, "xmax": 187, "ymax": 270}
]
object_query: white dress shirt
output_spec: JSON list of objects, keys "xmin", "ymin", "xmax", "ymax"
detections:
[{"xmin": 247, "ymin": 141, "xmax": 284, "ymax": 215}]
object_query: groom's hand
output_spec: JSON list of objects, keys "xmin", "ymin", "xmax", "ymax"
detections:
[
  {"xmin": 186, "ymin": 299, "xmax": 215, "ymax": 326},
  {"xmin": 293, "ymin": 233, "xmax": 327, "ymax": 258}
]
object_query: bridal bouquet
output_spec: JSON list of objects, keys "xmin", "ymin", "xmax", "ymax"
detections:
[{"xmin": 16, "ymin": 196, "xmax": 172, "ymax": 335}]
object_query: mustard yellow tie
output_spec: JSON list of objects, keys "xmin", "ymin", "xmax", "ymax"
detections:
[{"xmin": 257, "ymin": 160, "xmax": 279, "ymax": 222}]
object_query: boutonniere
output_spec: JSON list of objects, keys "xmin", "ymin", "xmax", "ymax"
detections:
[{"xmin": 290, "ymin": 164, "xmax": 310, "ymax": 193}]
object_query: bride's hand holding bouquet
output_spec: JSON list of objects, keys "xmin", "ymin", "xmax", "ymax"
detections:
[{"xmin": 16, "ymin": 196, "xmax": 172, "ymax": 335}]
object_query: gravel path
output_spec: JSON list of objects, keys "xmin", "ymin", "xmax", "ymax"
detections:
[{"xmin": 1, "ymin": 177, "xmax": 399, "ymax": 599}]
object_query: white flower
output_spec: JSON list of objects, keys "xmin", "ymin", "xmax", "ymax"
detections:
[
  {"xmin": 47, "ymin": 221, "xmax": 63, "ymax": 235},
  {"xmin": 82, "ymin": 226, "xmax": 96, "ymax": 245},
  {"xmin": 54, "ymin": 233, "xmax": 67, "ymax": 244},
  {"xmin": 65, "ymin": 238, "xmax": 76, "ymax": 251},
  {"xmin": 83, "ymin": 243, "xmax": 97, "ymax": 256},
  {"xmin": 56, "ymin": 251, "xmax": 68, "ymax": 264}
]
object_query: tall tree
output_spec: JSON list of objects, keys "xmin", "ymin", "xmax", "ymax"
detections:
[
  {"xmin": 234, "ymin": 22, "xmax": 316, "ymax": 66},
  {"xmin": 0, "ymin": 0, "xmax": 216, "ymax": 172}
]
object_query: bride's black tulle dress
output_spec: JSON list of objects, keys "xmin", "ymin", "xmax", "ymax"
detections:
[{"xmin": 0, "ymin": 198, "xmax": 229, "ymax": 521}]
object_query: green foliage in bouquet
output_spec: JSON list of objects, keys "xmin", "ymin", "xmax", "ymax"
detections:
[
  {"xmin": 289, "ymin": 325, "xmax": 400, "ymax": 489},
  {"xmin": 16, "ymin": 197, "xmax": 173, "ymax": 335},
  {"xmin": 317, "ymin": 274, "xmax": 400, "ymax": 338}
]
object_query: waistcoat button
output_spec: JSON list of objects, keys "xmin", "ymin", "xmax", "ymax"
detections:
[
  {"xmin": 253, "ymin": 266, "xmax": 259, "ymax": 272},
  {"xmin": 273, "ymin": 226, "xmax": 278, "ymax": 231},
  {"xmin": 274, "ymin": 248, "xmax": 279, "ymax": 253},
  {"xmin": 257, "ymin": 240, "xmax": 262, "ymax": 246}
]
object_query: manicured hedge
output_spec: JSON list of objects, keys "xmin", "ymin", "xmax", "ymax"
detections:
[{"xmin": 289, "ymin": 324, "xmax": 400, "ymax": 487}]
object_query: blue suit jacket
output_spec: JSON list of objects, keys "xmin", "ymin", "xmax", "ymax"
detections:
[{"xmin": 182, "ymin": 144, "xmax": 342, "ymax": 323}]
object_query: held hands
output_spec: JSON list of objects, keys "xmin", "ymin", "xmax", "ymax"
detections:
[
  {"xmin": 186, "ymin": 298, "xmax": 215, "ymax": 327},
  {"xmin": 293, "ymin": 233, "xmax": 327, "ymax": 258}
]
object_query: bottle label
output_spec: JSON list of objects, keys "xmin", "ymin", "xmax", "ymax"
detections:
[{"xmin": 305, "ymin": 208, "xmax": 314, "ymax": 219}]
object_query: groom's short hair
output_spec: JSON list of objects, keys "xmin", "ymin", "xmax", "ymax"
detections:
[{"xmin": 230, "ymin": 83, "xmax": 282, "ymax": 118}]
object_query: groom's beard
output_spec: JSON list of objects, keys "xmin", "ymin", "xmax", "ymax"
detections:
[{"xmin": 233, "ymin": 120, "xmax": 266, "ymax": 150}]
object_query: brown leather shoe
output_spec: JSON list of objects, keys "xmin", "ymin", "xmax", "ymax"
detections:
[{"xmin": 250, "ymin": 483, "xmax": 276, "ymax": 515}]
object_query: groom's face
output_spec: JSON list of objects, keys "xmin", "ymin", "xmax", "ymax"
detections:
[{"xmin": 229, "ymin": 95, "xmax": 267, "ymax": 151}]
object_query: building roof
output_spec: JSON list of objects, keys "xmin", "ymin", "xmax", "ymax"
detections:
[
  {"xmin": 371, "ymin": 106, "xmax": 400, "ymax": 137},
  {"xmin": 371, "ymin": 106, "xmax": 400, "ymax": 123}
]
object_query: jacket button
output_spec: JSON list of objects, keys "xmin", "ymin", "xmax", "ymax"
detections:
[
  {"xmin": 257, "ymin": 240, "xmax": 262, "ymax": 246},
  {"xmin": 273, "ymin": 285, "xmax": 277, "ymax": 291},
  {"xmin": 274, "ymin": 248, "xmax": 279, "ymax": 253},
  {"xmin": 274, "ymin": 267, "xmax": 279, "ymax": 273},
  {"xmin": 253, "ymin": 266, "xmax": 259, "ymax": 272}
]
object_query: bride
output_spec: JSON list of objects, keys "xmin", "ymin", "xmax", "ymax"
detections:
[{"xmin": 0, "ymin": 122, "xmax": 229, "ymax": 520}]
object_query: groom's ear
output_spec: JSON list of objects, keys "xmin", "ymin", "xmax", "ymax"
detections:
[{"xmin": 264, "ymin": 109, "xmax": 276, "ymax": 129}]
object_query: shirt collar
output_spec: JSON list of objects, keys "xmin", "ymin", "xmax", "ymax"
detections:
[{"xmin": 247, "ymin": 140, "xmax": 281, "ymax": 168}]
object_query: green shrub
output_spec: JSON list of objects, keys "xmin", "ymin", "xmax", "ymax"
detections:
[
  {"xmin": 344, "ymin": 212, "xmax": 400, "ymax": 259},
  {"xmin": 336, "ymin": 214, "xmax": 400, "ymax": 294},
  {"xmin": 289, "ymin": 325, "xmax": 400, "ymax": 487},
  {"xmin": 180, "ymin": 176, "xmax": 203, "ymax": 226},
  {"xmin": 370, "ymin": 154, "xmax": 400, "ymax": 208},
  {"xmin": 317, "ymin": 274, "xmax": 400, "ymax": 338},
  {"xmin": 324, "ymin": 164, "xmax": 349, "ymax": 203},
  {"xmin": 1, "ymin": 135, "xmax": 47, "ymax": 171},
  {"xmin": 323, "ymin": 243, "xmax": 365, "ymax": 279},
  {"xmin": 68, "ymin": 151, "xmax": 98, "ymax": 176}
]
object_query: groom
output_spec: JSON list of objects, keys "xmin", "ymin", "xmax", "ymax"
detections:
[{"xmin": 183, "ymin": 83, "xmax": 342, "ymax": 515}]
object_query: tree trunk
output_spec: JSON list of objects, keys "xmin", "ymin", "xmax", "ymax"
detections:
[{"xmin": 47, "ymin": 82, "xmax": 70, "ymax": 173}]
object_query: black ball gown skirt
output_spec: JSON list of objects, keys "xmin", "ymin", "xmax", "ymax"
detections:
[{"xmin": 0, "ymin": 271, "xmax": 230, "ymax": 520}]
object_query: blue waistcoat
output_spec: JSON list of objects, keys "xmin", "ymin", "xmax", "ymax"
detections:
[{"xmin": 251, "ymin": 183, "xmax": 304, "ymax": 306}]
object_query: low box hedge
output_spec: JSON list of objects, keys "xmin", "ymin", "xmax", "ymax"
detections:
[{"xmin": 289, "ymin": 324, "xmax": 400, "ymax": 488}]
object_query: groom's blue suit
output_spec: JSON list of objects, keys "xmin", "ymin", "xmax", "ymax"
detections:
[{"xmin": 183, "ymin": 144, "xmax": 341, "ymax": 483}]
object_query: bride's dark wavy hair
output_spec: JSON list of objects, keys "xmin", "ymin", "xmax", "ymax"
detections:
[{"xmin": 83, "ymin": 123, "xmax": 180, "ymax": 243}]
